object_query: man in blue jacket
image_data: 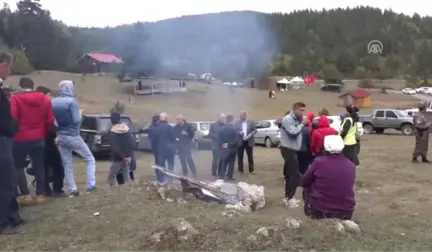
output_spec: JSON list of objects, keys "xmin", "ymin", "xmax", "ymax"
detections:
[
  {"xmin": 217, "ymin": 115, "xmax": 240, "ymax": 180},
  {"xmin": 51, "ymin": 80, "xmax": 96, "ymax": 197},
  {"xmin": 173, "ymin": 114, "xmax": 197, "ymax": 178},
  {"xmin": 153, "ymin": 112, "xmax": 176, "ymax": 184},
  {"xmin": 209, "ymin": 113, "xmax": 226, "ymax": 177}
]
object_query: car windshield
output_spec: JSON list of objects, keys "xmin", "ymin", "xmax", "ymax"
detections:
[
  {"xmin": 200, "ymin": 123, "xmax": 211, "ymax": 131},
  {"xmin": 395, "ymin": 110, "xmax": 409, "ymax": 117},
  {"xmin": 99, "ymin": 117, "xmax": 136, "ymax": 132}
]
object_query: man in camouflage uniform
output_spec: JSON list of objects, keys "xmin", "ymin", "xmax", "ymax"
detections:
[{"xmin": 412, "ymin": 102, "xmax": 431, "ymax": 163}]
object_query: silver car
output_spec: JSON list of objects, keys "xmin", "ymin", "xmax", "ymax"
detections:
[
  {"xmin": 254, "ymin": 120, "xmax": 281, "ymax": 148},
  {"xmin": 137, "ymin": 123, "xmax": 175, "ymax": 152},
  {"xmin": 189, "ymin": 121, "xmax": 213, "ymax": 150}
]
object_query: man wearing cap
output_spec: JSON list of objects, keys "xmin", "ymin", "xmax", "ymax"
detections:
[{"xmin": 412, "ymin": 102, "xmax": 431, "ymax": 163}]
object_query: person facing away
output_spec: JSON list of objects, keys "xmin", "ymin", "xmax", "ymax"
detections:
[
  {"xmin": 280, "ymin": 102, "xmax": 309, "ymax": 208},
  {"xmin": 0, "ymin": 78, "xmax": 23, "ymax": 235},
  {"xmin": 10, "ymin": 77, "xmax": 54, "ymax": 204},
  {"xmin": 34, "ymin": 85, "xmax": 65, "ymax": 197},
  {"xmin": 209, "ymin": 113, "xmax": 226, "ymax": 177},
  {"xmin": 51, "ymin": 80, "xmax": 96, "ymax": 197},
  {"xmin": 412, "ymin": 101, "xmax": 431, "ymax": 163},
  {"xmin": 234, "ymin": 111, "xmax": 257, "ymax": 174},
  {"xmin": 153, "ymin": 112, "xmax": 176, "ymax": 185},
  {"xmin": 339, "ymin": 105, "xmax": 360, "ymax": 166},
  {"xmin": 148, "ymin": 114, "xmax": 160, "ymax": 164},
  {"xmin": 173, "ymin": 114, "xmax": 197, "ymax": 178},
  {"xmin": 107, "ymin": 112, "xmax": 135, "ymax": 187},
  {"xmin": 310, "ymin": 115, "xmax": 338, "ymax": 159},
  {"xmin": 301, "ymin": 135, "xmax": 356, "ymax": 220},
  {"xmin": 306, "ymin": 112, "xmax": 315, "ymax": 133},
  {"xmin": 297, "ymin": 115, "xmax": 313, "ymax": 175},
  {"xmin": 218, "ymin": 114, "xmax": 240, "ymax": 180}
]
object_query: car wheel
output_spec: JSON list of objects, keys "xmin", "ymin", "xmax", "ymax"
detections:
[
  {"xmin": 401, "ymin": 124, "xmax": 413, "ymax": 135},
  {"xmin": 265, "ymin": 137, "xmax": 273, "ymax": 148},
  {"xmin": 363, "ymin": 123, "xmax": 373, "ymax": 134}
]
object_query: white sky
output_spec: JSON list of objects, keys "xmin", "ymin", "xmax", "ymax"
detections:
[{"xmin": 2, "ymin": 0, "xmax": 431, "ymax": 27}]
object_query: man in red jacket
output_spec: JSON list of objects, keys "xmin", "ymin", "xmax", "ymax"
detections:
[
  {"xmin": 11, "ymin": 77, "xmax": 54, "ymax": 204},
  {"xmin": 310, "ymin": 115, "xmax": 338, "ymax": 159}
]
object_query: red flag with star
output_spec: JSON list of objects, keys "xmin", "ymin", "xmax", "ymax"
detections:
[{"xmin": 304, "ymin": 75, "xmax": 315, "ymax": 85}]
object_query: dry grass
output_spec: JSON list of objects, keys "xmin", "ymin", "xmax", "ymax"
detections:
[{"xmin": 1, "ymin": 72, "xmax": 431, "ymax": 251}]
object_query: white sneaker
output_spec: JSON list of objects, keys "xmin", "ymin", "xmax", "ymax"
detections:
[{"xmin": 283, "ymin": 198, "xmax": 300, "ymax": 208}]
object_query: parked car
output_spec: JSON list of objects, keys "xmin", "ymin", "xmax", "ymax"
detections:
[
  {"xmin": 402, "ymin": 88, "xmax": 416, "ymax": 95},
  {"xmin": 254, "ymin": 120, "xmax": 281, "ymax": 148},
  {"xmin": 415, "ymin": 87, "xmax": 432, "ymax": 94},
  {"xmin": 80, "ymin": 114, "xmax": 139, "ymax": 155},
  {"xmin": 137, "ymin": 123, "xmax": 175, "ymax": 152},
  {"xmin": 359, "ymin": 109, "xmax": 413, "ymax": 135},
  {"xmin": 189, "ymin": 121, "xmax": 212, "ymax": 150},
  {"xmin": 404, "ymin": 108, "xmax": 432, "ymax": 116},
  {"xmin": 312, "ymin": 116, "xmax": 364, "ymax": 136}
]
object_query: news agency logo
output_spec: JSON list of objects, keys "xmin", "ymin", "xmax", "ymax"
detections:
[{"xmin": 367, "ymin": 40, "xmax": 383, "ymax": 54}]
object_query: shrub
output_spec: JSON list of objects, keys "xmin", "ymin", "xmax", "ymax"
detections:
[
  {"xmin": 380, "ymin": 87, "xmax": 388, "ymax": 94},
  {"xmin": 318, "ymin": 108, "xmax": 330, "ymax": 116},
  {"xmin": 0, "ymin": 50, "xmax": 12, "ymax": 64},
  {"xmin": 109, "ymin": 101, "xmax": 125, "ymax": 114},
  {"xmin": 357, "ymin": 79, "xmax": 375, "ymax": 88},
  {"xmin": 11, "ymin": 50, "xmax": 33, "ymax": 75}
]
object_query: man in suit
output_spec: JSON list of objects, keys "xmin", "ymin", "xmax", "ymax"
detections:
[
  {"xmin": 235, "ymin": 111, "xmax": 257, "ymax": 174},
  {"xmin": 173, "ymin": 114, "xmax": 197, "ymax": 178},
  {"xmin": 217, "ymin": 115, "xmax": 240, "ymax": 180},
  {"xmin": 209, "ymin": 113, "xmax": 226, "ymax": 177}
]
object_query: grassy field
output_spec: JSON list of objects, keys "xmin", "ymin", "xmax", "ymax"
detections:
[{"xmin": 1, "ymin": 72, "xmax": 431, "ymax": 251}]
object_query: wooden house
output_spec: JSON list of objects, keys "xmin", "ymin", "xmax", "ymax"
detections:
[
  {"xmin": 77, "ymin": 52, "xmax": 123, "ymax": 74},
  {"xmin": 339, "ymin": 88, "xmax": 372, "ymax": 108}
]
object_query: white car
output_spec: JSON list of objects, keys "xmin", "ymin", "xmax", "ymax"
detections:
[
  {"xmin": 404, "ymin": 108, "xmax": 432, "ymax": 116},
  {"xmin": 313, "ymin": 116, "xmax": 364, "ymax": 136},
  {"xmin": 402, "ymin": 88, "xmax": 416, "ymax": 95},
  {"xmin": 415, "ymin": 87, "xmax": 432, "ymax": 94}
]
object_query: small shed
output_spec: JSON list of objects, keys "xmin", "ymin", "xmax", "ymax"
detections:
[
  {"xmin": 77, "ymin": 52, "xmax": 123, "ymax": 74},
  {"xmin": 339, "ymin": 88, "xmax": 372, "ymax": 108}
]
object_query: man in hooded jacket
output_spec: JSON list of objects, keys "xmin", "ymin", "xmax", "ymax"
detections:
[
  {"xmin": 0, "ymin": 78, "xmax": 23, "ymax": 235},
  {"xmin": 310, "ymin": 116, "xmax": 338, "ymax": 159},
  {"xmin": 51, "ymin": 80, "xmax": 96, "ymax": 197},
  {"xmin": 11, "ymin": 77, "xmax": 54, "ymax": 203}
]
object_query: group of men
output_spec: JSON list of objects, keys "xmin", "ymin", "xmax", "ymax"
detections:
[{"xmin": 0, "ymin": 77, "xmax": 97, "ymax": 235}]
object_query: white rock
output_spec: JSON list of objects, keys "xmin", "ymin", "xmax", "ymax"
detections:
[
  {"xmin": 157, "ymin": 187, "xmax": 166, "ymax": 199},
  {"xmin": 172, "ymin": 218, "xmax": 198, "ymax": 240},
  {"xmin": 256, "ymin": 227, "xmax": 270, "ymax": 237},
  {"xmin": 149, "ymin": 231, "xmax": 164, "ymax": 243},
  {"xmin": 166, "ymin": 198, "xmax": 174, "ymax": 203},
  {"xmin": 341, "ymin": 220, "xmax": 360, "ymax": 232},
  {"xmin": 285, "ymin": 218, "xmax": 302, "ymax": 229},
  {"xmin": 335, "ymin": 222, "xmax": 345, "ymax": 232},
  {"xmin": 93, "ymin": 212, "xmax": 100, "ymax": 216},
  {"xmin": 246, "ymin": 234, "xmax": 258, "ymax": 242},
  {"xmin": 358, "ymin": 188, "xmax": 370, "ymax": 195}
]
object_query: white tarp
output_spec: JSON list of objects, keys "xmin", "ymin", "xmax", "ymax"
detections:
[
  {"xmin": 277, "ymin": 78, "xmax": 290, "ymax": 84},
  {"xmin": 291, "ymin": 76, "xmax": 304, "ymax": 83}
]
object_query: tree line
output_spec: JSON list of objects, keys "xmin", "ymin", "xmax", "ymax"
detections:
[{"xmin": 2, "ymin": 1, "xmax": 432, "ymax": 84}]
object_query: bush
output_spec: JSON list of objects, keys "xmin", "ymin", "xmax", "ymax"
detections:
[
  {"xmin": 11, "ymin": 50, "xmax": 33, "ymax": 75},
  {"xmin": 0, "ymin": 50, "xmax": 12, "ymax": 64},
  {"xmin": 318, "ymin": 108, "xmax": 330, "ymax": 116},
  {"xmin": 357, "ymin": 79, "xmax": 375, "ymax": 88},
  {"xmin": 380, "ymin": 87, "xmax": 388, "ymax": 94},
  {"xmin": 109, "ymin": 101, "xmax": 125, "ymax": 114}
]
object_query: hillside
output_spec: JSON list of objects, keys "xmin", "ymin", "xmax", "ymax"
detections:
[{"xmin": 2, "ymin": 1, "xmax": 432, "ymax": 82}]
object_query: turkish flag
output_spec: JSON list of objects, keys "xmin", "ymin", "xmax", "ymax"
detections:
[
  {"xmin": 304, "ymin": 75, "xmax": 315, "ymax": 85},
  {"xmin": 0, "ymin": 63, "xmax": 10, "ymax": 80}
]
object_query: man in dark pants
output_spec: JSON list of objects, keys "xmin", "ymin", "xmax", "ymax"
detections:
[
  {"xmin": 174, "ymin": 114, "xmax": 197, "ymax": 178},
  {"xmin": 218, "ymin": 115, "xmax": 240, "ymax": 180},
  {"xmin": 280, "ymin": 102, "xmax": 308, "ymax": 208},
  {"xmin": 153, "ymin": 112, "xmax": 176, "ymax": 185},
  {"xmin": 209, "ymin": 113, "xmax": 226, "ymax": 177},
  {"xmin": 11, "ymin": 77, "xmax": 55, "ymax": 203},
  {"xmin": 0, "ymin": 78, "xmax": 23, "ymax": 235},
  {"xmin": 235, "ymin": 111, "xmax": 257, "ymax": 174}
]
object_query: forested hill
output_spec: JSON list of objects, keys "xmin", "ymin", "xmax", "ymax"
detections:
[{"xmin": 2, "ymin": 0, "xmax": 432, "ymax": 81}]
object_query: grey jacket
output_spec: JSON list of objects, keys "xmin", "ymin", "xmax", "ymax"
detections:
[
  {"xmin": 234, "ymin": 119, "xmax": 257, "ymax": 147},
  {"xmin": 280, "ymin": 112, "xmax": 303, "ymax": 151}
]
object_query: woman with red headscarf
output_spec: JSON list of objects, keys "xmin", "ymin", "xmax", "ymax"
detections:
[{"xmin": 310, "ymin": 115, "xmax": 338, "ymax": 159}]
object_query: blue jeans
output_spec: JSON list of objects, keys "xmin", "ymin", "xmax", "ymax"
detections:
[
  {"xmin": 57, "ymin": 135, "xmax": 96, "ymax": 191},
  {"xmin": 13, "ymin": 140, "xmax": 45, "ymax": 195}
]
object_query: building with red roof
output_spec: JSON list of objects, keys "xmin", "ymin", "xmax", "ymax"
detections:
[
  {"xmin": 339, "ymin": 88, "xmax": 372, "ymax": 108},
  {"xmin": 77, "ymin": 52, "xmax": 123, "ymax": 74}
]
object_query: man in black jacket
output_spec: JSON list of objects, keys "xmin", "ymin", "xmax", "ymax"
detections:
[
  {"xmin": 0, "ymin": 78, "xmax": 23, "ymax": 235},
  {"xmin": 154, "ymin": 112, "xmax": 176, "ymax": 184},
  {"xmin": 173, "ymin": 114, "xmax": 197, "ymax": 178},
  {"xmin": 209, "ymin": 113, "xmax": 226, "ymax": 177},
  {"xmin": 218, "ymin": 115, "xmax": 240, "ymax": 180},
  {"xmin": 107, "ymin": 112, "xmax": 135, "ymax": 186}
]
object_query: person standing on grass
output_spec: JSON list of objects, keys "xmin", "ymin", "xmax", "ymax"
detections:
[
  {"xmin": 340, "ymin": 105, "xmax": 360, "ymax": 166},
  {"xmin": 0, "ymin": 78, "xmax": 23, "ymax": 235},
  {"xmin": 173, "ymin": 114, "xmax": 197, "ymax": 178},
  {"xmin": 153, "ymin": 112, "xmax": 176, "ymax": 185},
  {"xmin": 301, "ymin": 135, "xmax": 356, "ymax": 220},
  {"xmin": 209, "ymin": 113, "xmax": 226, "ymax": 177},
  {"xmin": 34, "ymin": 86, "xmax": 65, "ymax": 196},
  {"xmin": 107, "ymin": 112, "xmax": 135, "ymax": 186},
  {"xmin": 217, "ymin": 114, "xmax": 240, "ymax": 180},
  {"xmin": 310, "ymin": 115, "xmax": 338, "ymax": 163},
  {"xmin": 147, "ymin": 114, "xmax": 163, "ymax": 183},
  {"xmin": 235, "ymin": 111, "xmax": 257, "ymax": 174},
  {"xmin": 412, "ymin": 101, "xmax": 431, "ymax": 163},
  {"xmin": 279, "ymin": 102, "xmax": 309, "ymax": 208},
  {"xmin": 11, "ymin": 77, "xmax": 54, "ymax": 204},
  {"xmin": 51, "ymin": 80, "xmax": 96, "ymax": 197}
]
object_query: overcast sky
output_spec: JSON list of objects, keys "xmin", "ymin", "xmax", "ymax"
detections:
[{"xmin": 3, "ymin": 0, "xmax": 431, "ymax": 27}]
